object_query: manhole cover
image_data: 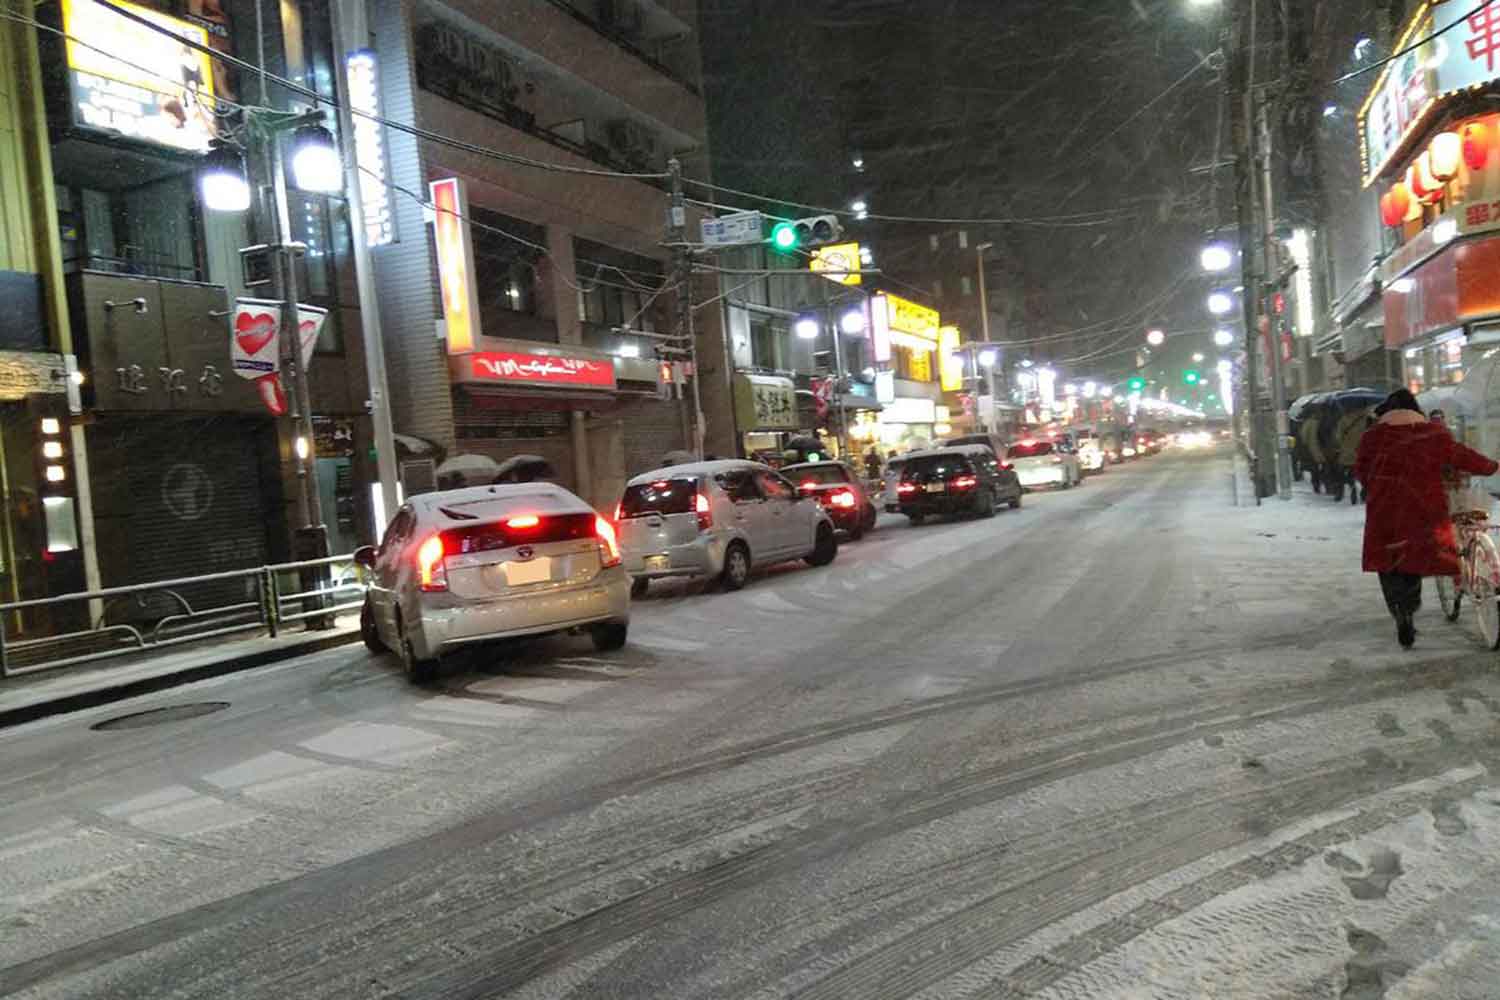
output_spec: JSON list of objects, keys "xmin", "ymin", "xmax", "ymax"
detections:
[{"xmin": 91, "ymin": 701, "xmax": 230, "ymax": 731}]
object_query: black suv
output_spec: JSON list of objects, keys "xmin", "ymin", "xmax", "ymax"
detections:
[{"xmin": 895, "ymin": 445, "xmax": 1023, "ymax": 525}]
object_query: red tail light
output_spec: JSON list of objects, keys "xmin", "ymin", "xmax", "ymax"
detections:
[
  {"xmin": 950, "ymin": 474, "xmax": 978, "ymax": 490},
  {"xmin": 897, "ymin": 482, "xmax": 917, "ymax": 494},
  {"xmin": 695, "ymin": 491, "xmax": 713, "ymax": 531},
  {"xmin": 613, "ymin": 502, "xmax": 622, "ymax": 521},
  {"xmin": 506, "ymin": 514, "xmax": 540, "ymax": 529},
  {"xmin": 417, "ymin": 533, "xmax": 448, "ymax": 591},
  {"xmin": 829, "ymin": 489, "xmax": 857, "ymax": 508},
  {"xmin": 799, "ymin": 480, "xmax": 818, "ymax": 491},
  {"xmin": 999, "ymin": 462, "xmax": 1013, "ymax": 471},
  {"xmin": 595, "ymin": 515, "xmax": 622, "ymax": 568}
]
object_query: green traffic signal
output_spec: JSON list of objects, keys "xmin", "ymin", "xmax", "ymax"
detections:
[
  {"xmin": 1183, "ymin": 370, "xmax": 1200, "ymax": 385},
  {"xmin": 770, "ymin": 222, "xmax": 798, "ymax": 252},
  {"xmin": 1126, "ymin": 376, "xmax": 1146, "ymax": 392}
]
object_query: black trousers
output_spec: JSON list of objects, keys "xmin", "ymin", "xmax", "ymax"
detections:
[{"xmin": 1379, "ymin": 571, "xmax": 1422, "ymax": 619}]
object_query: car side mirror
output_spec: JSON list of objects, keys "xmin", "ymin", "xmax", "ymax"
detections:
[{"xmin": 353, "ymin": 545, "xmax": 377, "ymax": 568}]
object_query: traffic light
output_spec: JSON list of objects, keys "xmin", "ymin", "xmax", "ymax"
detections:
[
  {"xmin": 768, "ymin": 214, "xmax": 843, "ymax": 253},
  {"xmin": 1126, "ymin": 376, "xmax": 1146, "ymax": 393},
  {"xmin": 1183, "ymin": 370, "xmax": 1201, "ymax": 385}
]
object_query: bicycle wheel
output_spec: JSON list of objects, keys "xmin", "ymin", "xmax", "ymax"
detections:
[
  {"xmin": 1437, "ymin": 575, "xmax": 1462, "ymax": 622},
  {"xmin": 1471, "ymin": 534, "xmax": 1500, "ymax": 650}
]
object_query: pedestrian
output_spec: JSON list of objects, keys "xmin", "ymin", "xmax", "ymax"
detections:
[
  {"xmin": 864, "ymin": 448, "xmax": 882, "ymax": 480},
  {"xmin": 1355, "ymin": 389, "xmax": 1499, "ymax": 648},
  {"xmin": 1333, "ymin": 404, "xmax": 1375, "ymax": 505}
]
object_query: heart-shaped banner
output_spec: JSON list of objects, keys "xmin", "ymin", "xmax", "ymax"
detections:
[
  {"xmin": 255, "ymin": 373, "xmax": 287, "ymax": 415},
  {"xmin": 235, "ymin": 312, "xmax": 277, "ymax": 356}
]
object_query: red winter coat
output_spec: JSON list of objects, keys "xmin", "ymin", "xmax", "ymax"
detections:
[{"xmin": 1354, "ymin": 410, "xmax": 1499, "ymax": 576}]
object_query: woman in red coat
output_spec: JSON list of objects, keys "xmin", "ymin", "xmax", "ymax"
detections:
[{"xmin": 1355, "ymin": 389, "xmax": 1499, "ymax": 648}]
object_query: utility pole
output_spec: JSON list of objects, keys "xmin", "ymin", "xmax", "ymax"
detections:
[
  {"xmin": 1259, "ymin": 92, "xmax": 1293, "ymax": 499},
  {"xmin": 667, "ymin": 158, "xmax": 702, "ymax": 458},
  {"xmin": 1228, "ymin": 0, "xmax": 1266, "ymax": 502},
  {"xmin": 977, "ymin": 241, "xmax": 995, "ymax": 433},
  {"xmin": 821, "ymin": 277, "xmax": 848, "ymax": 455},
  {"xmin": 330, "ymin": 0, "xmax": 400, "ymax": 533}
]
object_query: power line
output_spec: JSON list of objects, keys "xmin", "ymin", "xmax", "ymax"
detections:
[
  {"xmin": 1330, "ymin": 0, "xmax": 1496, "ymax": 86},
  {"xmin": 682, "ymin": 177, "xmax": 1137, "ymax": 228}
]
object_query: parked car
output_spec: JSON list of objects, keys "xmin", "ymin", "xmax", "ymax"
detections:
[
  {"xmin": 896, "ymin": 444, "xmax": 1023, "ymax": 525},
  {"xmin": 355, "ymin": 482, "xmax": 630, "ymax": 682},
  {"xmin": 782, "ymin": 460, "xmax": 879, "ymax": 539},
  {"xmin": 616, "ymin": 460, "xmax": 838, "ymax": 595},
  {"xmin": 942, "ymin": 432, "xmax": 1010, "ymax": 457},
  {"xmin": 1073, "ymin": 430, "xmax": 1107, "ymax": 473},
  {"xmin": 1008, "ymin": 438, "xmax": 1083, "ymax": 490}
]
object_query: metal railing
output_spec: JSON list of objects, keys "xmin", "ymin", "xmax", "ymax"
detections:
[{"xmin": 0, "ymin": 555, "xmax": 367, "ymax": 680}]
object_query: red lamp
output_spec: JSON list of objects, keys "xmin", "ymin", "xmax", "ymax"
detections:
[{"xmin": 1463, "ymin": 120, "xmax": 1491, "ymax": 172}]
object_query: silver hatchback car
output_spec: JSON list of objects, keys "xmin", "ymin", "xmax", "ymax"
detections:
[
  {"xmin": 356, "ymin": 483, "xmax": 630, "ymax": 682},
  {"xmin": 616, "ymin": 460, "xmax": 838, "ymax": 595}
]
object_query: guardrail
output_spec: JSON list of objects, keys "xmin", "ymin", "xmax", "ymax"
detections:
[{"xmin": 0, "ymin": 555, "xmax": 368, "ymax": 680}]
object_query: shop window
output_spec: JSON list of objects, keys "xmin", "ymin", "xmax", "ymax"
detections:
[{"xmin": 1439, "ymin": 336, "xmax": 1465, "ymax": 384}]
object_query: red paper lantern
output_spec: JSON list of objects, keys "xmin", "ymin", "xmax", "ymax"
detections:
[
  {"xmin": 1380, "ymin": 190, "xmax": 1401, "ymax": 227},
  {"xmin": 1430, "ymin": 131, "xmax": 1461, "ymax": 181},
  {"xmin": 1463, "ymin": 120, "xmax": 1490, "ymax": 172},
  {"xmin": 1389, "ymin": 181, "xmax": 1411, "ymax": 221},
  {"xmin": 1409, "ymin": 156, "xmax": 1443, "ymax": 204}
]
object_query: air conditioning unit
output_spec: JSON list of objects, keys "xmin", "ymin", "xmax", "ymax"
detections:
[
  {"xmin": 598, "ymin": 0, "xmax": 644, "ymax": 35},
  {"xmin": 605, "ymin": 118, "xmax": 657, "ymax": 166}
]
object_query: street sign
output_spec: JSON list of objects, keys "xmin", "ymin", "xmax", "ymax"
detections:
[{"xmin": 700, "ymin": 210, "xmax": 764, "ymax": 247}]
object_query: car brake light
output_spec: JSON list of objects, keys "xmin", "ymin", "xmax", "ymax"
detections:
[
  {"xmin": 696, "ymin": 491, "xmax": 713, "ymax": 531},
  {"xmin": 799, "ymin": 480, "xmax": 818, "ymax": 491},
  {"xmin": 417, "ymin": 533, "xmax": 448, "ymax": 591},
  {"xmin": 613, "ymin": 502, "xmax": 622, "ymax": 521},
  {"xmin": 999, "ymin": 462, "xmax": 1013, "ymax": 471},
  {"xmin": 506, "ymin": 514, "xmax": 540, "ymax": 529},
  {"xmin": 595, "ymin": 515, "xmax": 622, "ymax": 568},
  {"xmin": 897, "ymin": 482, "xmax": 917, "ymax": 494},
  {"xmin": 951, "ymin": 474, "xmax": 978, "ymax": 489},
  {"xmin": 829, "ymin": 489, "xmax": 857, "ymax": 508}
]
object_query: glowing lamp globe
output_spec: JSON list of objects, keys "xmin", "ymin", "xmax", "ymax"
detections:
[{"xmin": 1430, "ymin": 131, "xmax": 1461, "ymax": 182}]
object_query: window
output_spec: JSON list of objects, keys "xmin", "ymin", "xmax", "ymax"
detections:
[
  {"xmin": 469, "ymin": 205, "xmax": 545, "ymax": 323},
  {"xmin": 575, "ymin": 238, "xmax": 666, "ymax": 334},
  {"xmin": 961, "ymin": 276, "xmax": 973, "ymax": 296},
  {"xmin": 787, "ymin": 464, "xmax": 849, "ymax": 486},
  {"xmin": 1009, "ymin": 441, "xmax": 1055, "ymax": 458},
  {"xmin": 929, "ymin": 234, "xmax": 939, "ymax": 251},
  {"xmin": 619, "ymin": 479, "xmax": 698, "ymax": 517},
  {"xmin": 902, "ymin": 455, "xmax": 973, "ymax": 480},
  {"xmin": 750, "ymin": 316, "xmax": 788, "ymax": 370},
  {"xmin": 756, "ymin": 470, "xmax": 796, "ymax": 500},
  {"xmin": 958, "ymin": 230, "xmax": 969, "ymax": 249},
  {"xmin": 716, "ymin": 469, "xmax": 761, "ymax": 503}
]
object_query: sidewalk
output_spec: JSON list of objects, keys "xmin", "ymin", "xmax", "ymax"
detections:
[{"xmin": 0, "ymin": 621, "xmax": 360, "ymax": 731}]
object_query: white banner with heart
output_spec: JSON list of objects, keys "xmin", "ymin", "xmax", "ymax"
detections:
[
  {"xmin": 231, "ymin": 298, "xmax": 282, "ymax": 379},
  {"xmin": 296, "ymin": 304, "xmax": 329, "ymax": 370}
]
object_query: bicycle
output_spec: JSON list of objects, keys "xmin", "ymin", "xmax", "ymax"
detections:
[{"xmin": 1435, "ymin": 491, "xmax": 1500, "ymax": 649}]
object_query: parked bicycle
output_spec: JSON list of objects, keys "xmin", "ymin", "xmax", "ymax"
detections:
[{"xmin": 1435, "ymin": 481, "xmax": 1500, "ymax": 649}]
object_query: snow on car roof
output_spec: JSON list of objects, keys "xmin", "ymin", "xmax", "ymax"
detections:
[
  {"xmin": 412, "ymin": 482, "xmax": 593, "ymax": 519},
  {"xmin": 627, "ymin": 459, "xmax": 770, "ymax": 486}
]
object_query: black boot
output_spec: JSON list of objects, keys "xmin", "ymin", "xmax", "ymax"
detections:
[{"xmin": 1396, "ymin": 608, "xmax": 1416, "ymax": 649}]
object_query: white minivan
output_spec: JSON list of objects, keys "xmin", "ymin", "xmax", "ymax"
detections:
[{"xmin": 1007, "ymin": 438, "xmax": 1083, "ymax": 490}]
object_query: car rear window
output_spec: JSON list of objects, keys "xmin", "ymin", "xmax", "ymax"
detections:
[
  {"xmin": 443, "ymin": 512, "xmax": 595, "ymax": 553},
  {"xmin": 788, "ymin": 465, "xmax": 848, "ymax": 486},
  {"xmin": 1008, "ymin": 441, "xmax": 1055, "ymax": 458},
  {"xmin": 902, "ymin": 454, "xmax": 973, "ymax": 479},
  {"xmin": 619, "ymin": 478, "xmax": 697, "ymax": 518}
]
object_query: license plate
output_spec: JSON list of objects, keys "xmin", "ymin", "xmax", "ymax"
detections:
[
  {"xmin": 645, "ymin": 555, "xmax": 670, "ymax": 571},
  {"xmin": 504, "ymin": 557, "xmax": 553, "ymax": 586},
  {"xmin": 925, "ymin": 483, "xmax": 946, "ymax": 493}
]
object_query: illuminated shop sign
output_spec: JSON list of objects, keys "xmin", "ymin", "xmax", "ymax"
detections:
[
  {"xmin": 347, "ymin": 50, "xmax": 393, "ymax": 247},
  {"xmin": 466, "ymin": 350, "xmax": 617, "ymax": 389},
  {"xmin": 430, "ymin": 177, "xmax": 481, "ymax": 354}
]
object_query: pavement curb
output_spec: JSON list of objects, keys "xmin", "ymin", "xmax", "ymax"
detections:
[{"xmin": 0, "ymin": 631, "xmax": 362, "ymax": 732}]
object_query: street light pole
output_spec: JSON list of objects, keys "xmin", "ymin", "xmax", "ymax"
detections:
[
  {"xmin": 977, "ymin": 241, "xmax": 994, "ymax": 432},
  {"xmin": 1258, "ymin": 92, "xmax": 1293, "ymax": 500}
]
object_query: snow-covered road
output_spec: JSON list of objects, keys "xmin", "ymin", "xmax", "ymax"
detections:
[{"xmin": 4, "ymin": 447, "xmax": 1500, "ymax": 998}]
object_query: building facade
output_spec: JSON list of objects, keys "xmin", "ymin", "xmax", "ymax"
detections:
[{"xmin": 363, "ymin": 0, "xmax": 722, "ymax": 511}]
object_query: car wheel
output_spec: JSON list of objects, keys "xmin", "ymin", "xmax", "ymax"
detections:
[
  {"xmin": 360, "ymin": 598, "xmax": 385, "ymax": 654},
  {"xmin": 591, "ymin": 621, "xmax": 628, "ymax": 651},
  {"xmin": 908, "ymin": 512, "xmax": 925, "ymax": 527},
  {"xmin": 397, "ymin": 614, "xmax": 436, "ymax": 684},
  {"xmin": 630, "ymin": 576, "xmax": 649, "ymax": 599},
  {"xmin": 806, "ymin": 523, "xmax": 838, "ymax": 566},
  {"xmin": 720, "ymin": 541, "xmax": 751, "ymax": 591},
  {"xmin": 1008, "ymin": 491, "xmax": 1023, "ymax": 510},
  {"xmin": 978, "ymin": 488, "xmax": 997, "ymax": 518},
  {"xmin": 848, "ymin": 519, "xmax": 865, "ymax": 540}
]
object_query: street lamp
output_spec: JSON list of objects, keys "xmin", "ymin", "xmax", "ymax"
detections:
[
  {"xmin": 289, "ymin": 124, "xmax": 341, "ymax": 193},
  {"xmin": 840, "ymin": 308, "xmax": 866, "ymax": 334},
  {"xmin": 199, "ymin": 141, "xmax": 250, "ymax": 212},
  {"xmin": 1207, "ymin": 291, "xmax": 1234, "ymax": 315},
  {"xmin": 795, "ymin": 316, "xmax": 820, "ymax": 340},
  {"xmin": 977, "ymin": 348, "xmax": 997, "ymax": 368},
  {"xmin": 1192, "ymin": 352, "xmax": 1205, "ymax": 362},
  {"xmin": 1213, "ymin": 328, "xmax": 1234, "ymax": 347},
  {"xmin": 1146, "ymin": 328, "xmax": 1165, "ymax": 346},
  {"xmin": 1199, "ymin": 243, "xmax": 1233, "ymax": 272}
]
